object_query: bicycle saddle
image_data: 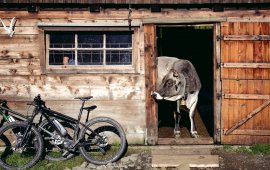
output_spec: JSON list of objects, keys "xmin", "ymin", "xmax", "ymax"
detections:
[
  {"xmin": 83, "ymin": 105, "xmax": 97, "ymax": 112},
  {"xmin": 74, "ymin": 96, "xmax": 93, "ymax": 101}
]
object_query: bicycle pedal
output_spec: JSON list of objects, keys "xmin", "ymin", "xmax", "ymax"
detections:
[{"xmin": 62, "ymin": 150, "xmax": 69, "ymax": 157}]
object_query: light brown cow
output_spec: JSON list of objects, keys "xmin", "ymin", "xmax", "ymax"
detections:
[{"xmin": 152, "ymin": 56, "xmax": 201, "ymax": 138}]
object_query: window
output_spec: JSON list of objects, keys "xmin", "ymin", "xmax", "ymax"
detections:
[{"xmin": 47, "ymin": 31, "xmax": 133, "ymax": 66}]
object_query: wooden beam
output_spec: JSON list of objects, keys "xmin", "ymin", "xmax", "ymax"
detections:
[
  {"xmin": 142, "ymin": 17, "xmax": 226, "ymax": 24},
  {"xmin": 222, "ymin": 62, "xmax": 270, "ymax": 68},
  {"xmin": 39, "ymin": 29, "xmax": 45, "ymax": 74},
  {"xmin": 158, "ymin": 138, "xmax": 214, "ymax": 145},
  {"xmin": 214, "ymin": 23, "xmax": 222, "ymax": 144},
  {"xmin": 144, "ymin": 24, "xmax": 158, "ymax": 145},
  {"xmin": 223, "ymin": 129, "xmax": 270, "ymax": 136},
  {"xmin": 224, "ymin": 94, "xmax": 270, "ymax": 100},
  {"xmin": 224, "ymin": 99, "xmax": 270, "ymax": 135},
  {"xmin": 223, "ymin": 35, "xmax": 270, "ymax": 41},
  {"xmin": 37, "ymin": 22, "xmax": 141, "ymax": 27}
]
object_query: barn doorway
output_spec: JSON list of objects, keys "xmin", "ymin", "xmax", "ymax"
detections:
[{"xmin": 156, "ymin": 25, "xmax": 214, "ymax": 143}]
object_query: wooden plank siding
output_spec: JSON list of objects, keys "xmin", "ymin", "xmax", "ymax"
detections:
[
  {"xmin": 0, "ymin": 11, "xmax": 147, "ymax": 144},
  {"xmin": 221, "ymin": 22, "xmax": 270, "ymax": 144},
  {"xmin": 2, "ymin": 7, "xmax": 270, "ymax": 145},
  {"xmin": 0, "ymin": 0, "xmax": 269, "ymax": 4}
]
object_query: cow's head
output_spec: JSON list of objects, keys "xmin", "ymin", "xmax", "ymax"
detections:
[{"xmin": 152, "ymin": 69, "xmax": 186, "ymax": 101}]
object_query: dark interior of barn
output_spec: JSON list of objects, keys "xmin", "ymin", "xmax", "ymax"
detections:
[{"xmin": 156, "ymin": 25, "xmax": 214, "ymax": 139}]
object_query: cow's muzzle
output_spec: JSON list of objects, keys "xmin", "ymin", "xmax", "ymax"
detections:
[{"xmin": 151, "ymin": 91, "xmax": 163, "ymax": 100}]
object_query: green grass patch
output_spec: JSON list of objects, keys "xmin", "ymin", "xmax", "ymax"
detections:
[
  {"xmin": 250, "ymin": 144, "xmax": 270, "ymax": 155},
  {"xmin": 221, "ymin": 144, "xmax": 270, "ymax": 155},
  {"xmin": 29, "ymin": 155, "xmax": 85, "ymax": 170}
]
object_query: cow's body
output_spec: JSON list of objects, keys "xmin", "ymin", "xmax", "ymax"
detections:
[{"xmin": 152, "ymin": 56, "xmax": 201, "ymax": 138}]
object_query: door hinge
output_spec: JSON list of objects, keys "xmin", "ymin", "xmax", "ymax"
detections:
[
  {"xmin": 217, "ymin": 92, "xmax": 222, "ymax": 99},
  {"xmin": 216, "ymin": 35, "xmax": 223, "ymax": 41},
  {"xmin": 216, "ymin": 62, "xmax": 221, "ymax": 69},
  {"xmin": 216, "ymin": 128, "xmax": 221, "ymax": 136}
]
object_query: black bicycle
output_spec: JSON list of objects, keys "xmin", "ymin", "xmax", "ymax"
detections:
[
  {"xmin": 0, "ymin": 95, "xmax": 127, "ymax": 170},
  {"xmin": 0, "ymin": 99, "xmax": 28, "ymax": 125},
  {"xmin": 0, "ymin": 98, "xmax": 78, "ymax": 162}
]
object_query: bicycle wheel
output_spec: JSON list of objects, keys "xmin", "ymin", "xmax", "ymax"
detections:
[
  {"xmin": 0, "ymin": 122, "xmax": 43, "ymax": 170},
  {"xmin": 78, "ymin": 117, "xmax": 127, "ymax": 165},
  {"xmin": 39, "ymin": 119, "xmax": 77, "ymax": 161}
]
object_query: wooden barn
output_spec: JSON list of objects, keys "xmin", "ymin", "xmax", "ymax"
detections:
[{"xmin": 1, "ymin": 0, "xmax": 270, "ymax": 145}]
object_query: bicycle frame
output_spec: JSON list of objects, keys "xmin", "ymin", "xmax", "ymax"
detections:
[
  {"xmin": 0, "ymin": 101, "xmax": 28, "ymax": 123},
  {"xmin": 20, "ymin": 96, "xmax": 100, "ymax": 149}
]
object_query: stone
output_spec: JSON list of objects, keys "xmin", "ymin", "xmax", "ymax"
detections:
[{"xmin": 80, "ymin": 162, "xmax": 88, "ymax": 168}]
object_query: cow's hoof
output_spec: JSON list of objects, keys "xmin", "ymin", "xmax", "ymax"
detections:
[
  {"xmin": 174, "ymin": 131, "xmax": 181, "ymax": 138},
  {"xmin": 174, "ymin": 133, "xmax": 181, "ymax": 138},
  {"xmin": 191, "ymin": 132, "xmax": 199, "ymax": 138}
]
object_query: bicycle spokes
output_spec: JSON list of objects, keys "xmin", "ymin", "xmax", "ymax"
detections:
[
  {"xmin": 80, "ymin": 120, "xmax": 124, "ymax": 163},
  {"xmin": 0, "ymin": 123, "xmax": 42, "ymax": 169}
]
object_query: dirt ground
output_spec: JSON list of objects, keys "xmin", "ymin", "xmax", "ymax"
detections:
[
  {"xmin": 213, "ymin": 150, "xmax": 270, "ymax": 170},
  {"xmin": 151, "ymin": 149, "xmax": 270, "ymax": 170}
]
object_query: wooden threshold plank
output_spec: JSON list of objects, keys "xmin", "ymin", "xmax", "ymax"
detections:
[
  {"xmin": 152, "ymin": 148, "xmax": 212, "ymax": 156},
  {"xmin": 152, "ymin": 155, "xmax": 219, "ymax": 168},
  {"xmin": 158, "ymin": 137, "xmax": 214, "ymax": 145}
]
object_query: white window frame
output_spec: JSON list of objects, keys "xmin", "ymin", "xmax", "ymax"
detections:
[{"xmin": 38, "ymin": 25, "xmax": 140, "ymax": 74}]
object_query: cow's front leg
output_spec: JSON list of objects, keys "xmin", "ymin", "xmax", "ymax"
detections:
[
  {"xmin": 189, "ymin": 102, "xmax": 199, "ymax": 138},
  {"xmin": 174, "ymin": 100, "xmax": 181, "ymax": 138}
]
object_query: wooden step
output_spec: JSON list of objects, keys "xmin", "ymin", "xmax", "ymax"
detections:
[{"xmin": 151, "ymin": 147, "xmax": 219, "ymax": 169}]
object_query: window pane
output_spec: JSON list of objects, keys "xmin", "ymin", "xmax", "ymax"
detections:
[
  {"xmin": 78, "ymin": 33, "xmax": 103, "ymax": 48},
  {"xmin": 49, "ymin": 50, "xmax": 75, "ymax": 65},
  {"xmin": 106, "ymin": 50, "xmax": 132, "ymax": 65},
  {"xmin": 49, "ymin": 33, "xmax": 75, "ymax": 48},
  {"xmin": 106, "ymin": 33, "xmax": 132, "ymax": 48},
  {"xmin": 78, "ymin": 50, "xmax": 103, "ymax": 65}
]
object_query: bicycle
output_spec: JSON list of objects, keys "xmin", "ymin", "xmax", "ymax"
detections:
[
  {"xmin": 0, "ymin": 95, "xmax": 127, "ymax": 170},
  {"xmin": 0, "ymin": 98, "xmax": 79, "ymax": 162},
  {"xmin": 0, "ymin": 99, "xmax": 28, "ymax": 125}
]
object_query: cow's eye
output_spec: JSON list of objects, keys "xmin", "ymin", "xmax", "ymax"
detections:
[{"xmin": 166, "ymin": 80, "xmax": 173, "ymax": 87}]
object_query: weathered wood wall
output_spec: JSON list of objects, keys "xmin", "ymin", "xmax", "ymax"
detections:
[
  {"xmin": 1, "ymin": 8, "xmax": 270, "ymax": 144},
  {"xmin": 0, "ymin": 0, "xmax": 269, "ymax": 4},
  {"xmin": 0, "ymin": 10, "xmax": 149, "ymax": 144}
]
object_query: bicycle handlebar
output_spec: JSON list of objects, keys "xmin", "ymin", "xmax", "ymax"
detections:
[
  {"xmin": 33, "ymin": 94, "xmax": 46, "ymax": 107},
  {"xmin": 0, "ymin": 99, "xmax": 7, "ymax": 106}
]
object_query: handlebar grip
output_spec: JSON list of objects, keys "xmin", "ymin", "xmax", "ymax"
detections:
[
  {"xmin": 0, "ymin": 99, "xmax": 7, "ymax": 105},
  {"xmin": 0, "ymin": 99, "xmax": 6, "ymax": 102}
]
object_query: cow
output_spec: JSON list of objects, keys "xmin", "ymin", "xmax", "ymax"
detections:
[{"xmin": 152, "ymin": 56, "xmax": 201, "ymax": 138}]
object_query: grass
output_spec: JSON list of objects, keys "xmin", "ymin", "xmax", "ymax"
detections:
[
  {"xmin": 29, "ymin": 155, "xmax": 85, "ymax": 170},
  {"xmin": 9, "ymin": 146, "xmax": 151, "ymax": 170},
  {"xmin": 221, "ymin": 144, "xmax": 270, "ymax": 155}
]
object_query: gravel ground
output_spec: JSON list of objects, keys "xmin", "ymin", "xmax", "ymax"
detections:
[
  {"xmin": 72, "ymin": 145, "xmax": 270, "ymax": 170},
  {"xmin": 72, "ymin": 151, "xmax": 153, "ymax": 170}
]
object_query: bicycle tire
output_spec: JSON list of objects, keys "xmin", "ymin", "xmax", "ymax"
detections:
[
  {"xmin": 39, "ymin": 119, "xmax": 77, "ymax": 161},
  {"xmin": 0, "ymin": 121, "xmax": 43, "ymax": 170},
  {"xmin": 78, "ymin": 117, "xmax": 127, "ymax": 165}
]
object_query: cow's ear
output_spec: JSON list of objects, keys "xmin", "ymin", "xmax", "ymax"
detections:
[{"xmin": 173, "ymin": 70, "xmax": 179, "ymax": 77}]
